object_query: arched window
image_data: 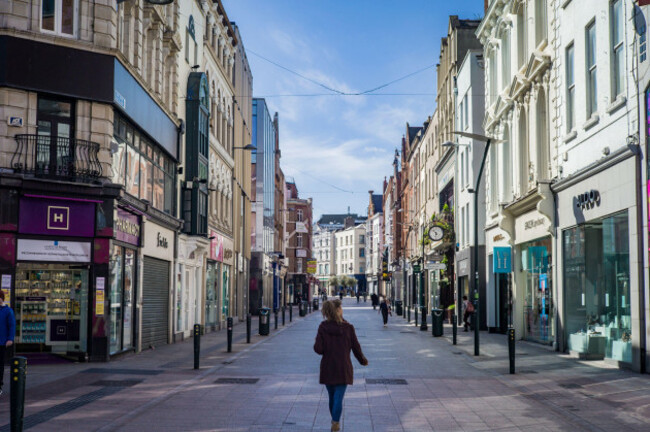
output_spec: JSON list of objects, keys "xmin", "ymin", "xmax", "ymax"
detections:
[
  {"xmin": 518, "ymin": 107, "xmax": 529, "ymax": 194},
  {"xmin": 536, "ymin": 89, "xmax": 549, "ymax": 180}
]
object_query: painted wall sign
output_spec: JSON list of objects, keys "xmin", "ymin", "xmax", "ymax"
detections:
[
  {"xmin": 115, "ymin": 208, "xmax": 141, "ymax": 246},
  {"xmin": 493, "ymin": 246, "xmax": 512, "ymax": 274},
  {"xmin": 575, "ymin": 190, "xmax": 600, "ymax": 210},
  {"xmin": 19, "ymin": 198, "xmax": 95, "ymax": 237},
  {"xmin": 17, "ymin": 239, "xmax": 91, "ymax": 262}
]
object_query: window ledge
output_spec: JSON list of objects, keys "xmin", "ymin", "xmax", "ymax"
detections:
[
  {"xmin": 563, "ymin": 130, "xmax": 577, "ymax": 143},
  {"xmin": 606, "ymin": 96, "xmax": 626, "ymax": 114},
  {"xmin": 583, "ymin": 114, "xmax": 600, "ymax": 131}
]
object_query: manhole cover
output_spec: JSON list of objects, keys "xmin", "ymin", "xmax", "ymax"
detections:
[
  {"xmin": 91, "ymin": 379, "xmax": 143, "ymax": 387},
  {"xmin": 215, "ymin": 378, "xmax": 259, "ymax": 384},
  {"xmin": 365, "ymin": 378, "xmax": 407, "ymax": 385},
  {"xmin": 560, "ymin": 383, "xmax": 582, "ymax": 389}
]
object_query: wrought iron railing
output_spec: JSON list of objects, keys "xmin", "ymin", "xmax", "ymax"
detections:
[{"xmin": 11, "ymin": 134, "xmax": 103, "ymax": 180}]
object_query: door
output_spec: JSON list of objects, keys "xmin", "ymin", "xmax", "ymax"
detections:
[
  {"xmin": 66, "ymin": 269, "xmax": 88, "ymax": 354},
  {"xmin": 497, "ymin": 273, "xmax": 509, "ymax": 333},
  {"xmin": 142, "ymin": 256, "xmax": 170, "ymax": 349},
  {"xmin": 36, "ymin": 97, "xmax": 74, "ymax": 177}
]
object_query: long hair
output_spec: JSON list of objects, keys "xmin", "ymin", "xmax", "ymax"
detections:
[{"xmin": 322, "ymin": 299, "xmax": 343, "ymax": 323}]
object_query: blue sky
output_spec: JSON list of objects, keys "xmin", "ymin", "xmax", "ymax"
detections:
[{"xmin": 222, "ymin": 0, "xmax": 485, "ymax": 219}]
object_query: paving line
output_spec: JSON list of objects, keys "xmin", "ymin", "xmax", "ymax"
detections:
[{"xmin": 95, "ymin": 312, "xmax": 313, "ymax": 432}]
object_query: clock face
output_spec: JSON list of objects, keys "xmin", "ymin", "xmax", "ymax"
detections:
[{"xmin": 429, "ymin": 226, "xmax": 444, "ymax": 242}]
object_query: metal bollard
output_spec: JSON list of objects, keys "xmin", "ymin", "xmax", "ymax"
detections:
[
  {"xmin": 289, "ymin": 304, "xmax": 293, "ymax": 322},
  {"xmin": 407, "ymin": 306, "xmax": 411, "ymax": 323},
  {"xmin": 246, "ymin": 314, "xmax": 251, "ymax": 344},
  {"xmin": 420, "ymin": 306, "xmax": 428, "ymax": 331},
  {"xmin": 10, "ymin": 356, "xmax": 27, "ymax": 432},
  {"xmin": 452, "ymin": 315, "xmax": 457, "ymax": 345},
  {"xmin": 282, "ymin": 306, "xmax": 286, "ymax": 326},
  {"xmin": 308, "ymin": 302, "xmax": 312, "ymax": 313},
  {"xmin": 227, "ymin": 317, "xmax": 233, "ymax": 353},
  {"xmin": 193, "ymin": 324, "xmax": 201, "ymax": 370},
  {"xmin": 274, "ymin": 310, "xmax": 278, "ymax": 330},
  {"xmin": 415, "ymin": 307, "xmax": 418, "ymax": 327},
  {"xmin": 508, "ymin": 328, "xmax": 516, "ymax": 374}
]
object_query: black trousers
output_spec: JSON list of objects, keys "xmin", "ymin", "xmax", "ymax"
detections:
[
  {"xmin": 0, "ymin": 345, "xmax": 5, "ymax": 387},
  {"xmin": 381, "ymin": 310, "xmax": 388, "ymax": 325}
]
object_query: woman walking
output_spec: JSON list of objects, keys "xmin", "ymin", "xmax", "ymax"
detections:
[
  {"xmin": 314, "ymin": 299, "xmax": 368, "ymax": 431},
  {"xmin": 379, "ymin": 297, "xmax": 391, "ymax": 327}
]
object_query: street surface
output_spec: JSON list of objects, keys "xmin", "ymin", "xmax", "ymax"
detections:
[{"xmin": 2, "ymin": 298, "xmax": 650, "ymax": 431}]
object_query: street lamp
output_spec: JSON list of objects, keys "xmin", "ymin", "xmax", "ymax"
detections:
[{"xmin": 452, "ymin": 131, "xmax": 504, "ymax": 356}]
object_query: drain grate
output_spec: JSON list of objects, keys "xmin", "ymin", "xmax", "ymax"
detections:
[
  {"xmin": 91, "ymin": 379, "xmax": 143, "ymax": 387},
  {"xmin": 560, "ymin": 383, "xmax": 582, "ymax": 389},
  {"xmin": 215, "ymin": 377, "xmax": 259, "ymax": 384},
  {"xmin": 83, "ymin": 368, "xmax": 163, "ymax": 375},
  {"xmin": 366, "ymin": 378, "xmax": 408, "ymax": 385},
  {"xmin": 0, "ymin": 387, "xmax": 122, "ymax": 432}
]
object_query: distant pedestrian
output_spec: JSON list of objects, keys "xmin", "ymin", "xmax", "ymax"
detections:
[
  {"xmin": 379, "ymin": 297, "xmax": 391, "ymax": 327},
  {"xmin": 0, "ymin": 290, "xmax": 16, "ymax": 396},
  {"xmin": 371, "ymin": 293, "xmax": 379, "ymax": 310},
  {"xmin": 356, "ymin": 291, "xmax": 360, "ymax": 303},
  {"xmin": 339, "ymin": 290, "xmax": 343, "ymax": 300},
  {"xmin": 363, "ymin": 292, "xmax": 367, "ymax": 303},
  {"xmin": 462, "ymin": 295, "xmax": 474, "ymax": 332},
  {"xmin": 314, "ymin": 300, "xmax": 368, "ymax": 431}
]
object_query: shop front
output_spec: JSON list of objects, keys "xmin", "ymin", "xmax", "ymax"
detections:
[
  {"xmin": 141, "ymin": 220, "xmax": 175, "ymax": 350},
  {"xmin": 13, "ymin": 196, "xmax": 97, "ymax": 360},
  {"xmin": 109, "ymin": 207, "xmax": 141, "ymax": 355},
  {"xmin": 210, "ymin": 231, "xmax": 234, "ymax": 324},
  {"xmin": 485, "ymin": 227, "xmax": 512, "ymax": 334},
  {"xmin": 554, "ymin": 147, "xmax": 642, "ymax": 369}
]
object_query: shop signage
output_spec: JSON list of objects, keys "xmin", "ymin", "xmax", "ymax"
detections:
[
  {"xmin": 493, "ymin": 247, "xmax": 512, "ymax": 273},
  {"xmin": 296, "ymin": 249, "xmax": 307, "ymax": 258},
  {"xmin": 307, "ymin": 260, "xmax": 317, "ymax": 274},
  {"xmin": 17, "ymin": 239, "xmax": 91, "ymax": 262},
  {"xmin": 210, "ymin": 231, "xmax": 223, "ymax": 261},
  {"xmin": 575, "ymin": 190, "xmax": 600, "ymax": 210},
  {"xmin": 96, "ymin": 277, "xmax": 105, "ymax": 316},
  {"xmin": 425, "ymin": 262, "xmax": 446, "ymax": 271},
  {"xmin": 295, "ymin": 222, "xmax": 309, "ymax": 233},
  {"xmin": 493, "ymin": 234, "xmax": 505, "ymax": 242},
  {"xmin": 223, "ymin": 248, "xmax": 233, "ymax": 260},
  {"xmin": 115, "ymin": 209, "xmax": 141, "ymax": 246},
  {"xmin": 19, "ymin": 198, "xmax": 95, "ymax": 237},
  {"xmin": 156, "ymin": 232, "xmax": 169, "ymax": 249},
  {"xmin": 524, "ymin": 218, "xmax": 546, "ymax": 230}
]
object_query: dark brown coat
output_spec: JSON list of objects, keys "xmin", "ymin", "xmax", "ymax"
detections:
[{"xmin": 313, "ymin": 319, "xmax": 367, "ymax": 385}]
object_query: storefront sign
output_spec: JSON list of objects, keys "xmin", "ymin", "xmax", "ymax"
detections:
[
  {"xmin": 144, "ymin": 222, "xmax": 174, "ymax": 261},
  {"xmin": 575, "ymin": 190, "xmax": 600, "ymax": 210},
  {"xmin": 96, "ymin": 277, "xmax": 105, "ymax": 316},
  {"xmin": 210, "ymin": 231, "xmax": 224, "ymax": 261},
  {"xmin": 115, "ymin": 209, "xmax": 141, "ymax": 246},
  {"xmin": 493, "ymin": 247, "xmax": 512, "ymax": 273},
  {"xmin": 156, "ymin": 232, "xmax": 169, "ymax": 248},
  {"xmin": 17, "ymin": 239, "xmax": 91, "ymax": 262},
  {"xmin": 493, "ymin": 234, "xmax": 505, "ymax": 242},
  {"xmin": 295, "ymin": 222, "xmax": 309, "ymax": 233},
  {"xmin": 524, "ymin": 218, "xmax": 546, "ymax": 230},
  {"xmin": 296, "ymin": 249, "xmax": 307, "ymax": 258},
  {"xmin": 19, "ymin": 198, "xmax": 95, "ymax": 237}
]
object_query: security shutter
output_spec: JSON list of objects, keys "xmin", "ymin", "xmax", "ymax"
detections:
[{"xmin": 141, "ymin": 256, "xmax": 170, "ymax": 349}]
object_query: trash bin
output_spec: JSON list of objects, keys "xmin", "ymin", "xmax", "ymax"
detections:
[
  {"xmin": 431, "ymin": 308, "xmax": 444, "ymax": 337},
  {"xmin": 395, "ymin": 300, "xmax": 403, "ymax": 316},
  {"xmin": 259, "ymin": 307, "xmax": 270, "ymax": 335},
  {"xmin": 299, "ymin": 301, "xmax": 307, "ymax": 317},
  {"xmin": 312, "ymin": 298, "xmax": 319, "ymax": 311}
]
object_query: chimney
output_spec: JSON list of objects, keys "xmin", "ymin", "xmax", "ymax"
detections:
[{"xmin": 344, "ymin": 216, "xmax": 355, "ymax": 229}]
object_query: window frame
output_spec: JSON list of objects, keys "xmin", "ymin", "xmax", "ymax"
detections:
[
  {"xmin": 586, "ymin": 20, "xmax": 598, "ymax": 118},
  {"xmin": 40, "ymin": 0, "xmax": 78, "ymax": 37},
  {"xmin": 566, "ymin": 43, "xmax": 576, "ymax": 132},
  {"xmin": 610, "ymin": 0, "xmax": 625, "ymax": 99}
]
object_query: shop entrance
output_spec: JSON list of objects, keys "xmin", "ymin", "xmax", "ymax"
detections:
[{"xmin": 15, "ymin": 263, "xmax": 88, "ymax": 357}]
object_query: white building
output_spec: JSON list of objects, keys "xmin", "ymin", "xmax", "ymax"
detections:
[
  {"xmin": 313, "ymin": 225, "xmax": 335, "ymax": 293},
  {"xmin": 334, "ymin": 224, "xmax": 367, "ymax": 292},
  {"xmin": 366, "ymin": 192, "xmax": 384, "ymax": 295}
]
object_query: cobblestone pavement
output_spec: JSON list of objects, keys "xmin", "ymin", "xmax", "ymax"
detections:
[{"xmin": 2, "ymin": 298, "xmax": 650, "ymax": 431}]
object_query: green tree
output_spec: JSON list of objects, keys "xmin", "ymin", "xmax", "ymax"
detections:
[{"xmin": 328, "ymin": 275, "xmax": 339, "ymax": 287}]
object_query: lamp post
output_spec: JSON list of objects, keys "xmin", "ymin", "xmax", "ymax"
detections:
[{"xmin": 451, "ymin": 131, "xmax": 503, "ymax": 356}]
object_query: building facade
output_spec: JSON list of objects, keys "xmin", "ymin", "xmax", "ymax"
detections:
[
  {"xmin": 334, "ymin": 224, "xmax": 367, "ymax": 294},
  {"xmin": 366, "ymin": 192, "xmax": 384, "ymax": 295},
  {"xmin": 285, "ymin": 182, "xmax": 313, "ymax": 303}
]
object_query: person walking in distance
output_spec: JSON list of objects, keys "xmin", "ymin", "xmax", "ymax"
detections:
[
  {"xmin": 0, "ymin": 290, "xmax": 16, "ymax": 396},
  {"xmin": 356, "ymin": 291, "xmax": 360, "ymax": 303},
  {"xmin": 314, "ymin": 300, "xmax": 368, "ymax": 431},
  {"xmin": 379, "ymin": 297, "xmax": 391, "ymax": 327},
  {"xmin": 462, "ymin": 295, "xmax": 474, "ymax": 332}
]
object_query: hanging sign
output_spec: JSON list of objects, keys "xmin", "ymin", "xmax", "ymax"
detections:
[{"xmin": 493, "ymin": 246, "xmax": 512, "ymax": 273}]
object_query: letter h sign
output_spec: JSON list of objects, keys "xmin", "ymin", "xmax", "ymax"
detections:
[{"xmin": 493, "ymin": 247, "xmax": 512, "ymax": 274}]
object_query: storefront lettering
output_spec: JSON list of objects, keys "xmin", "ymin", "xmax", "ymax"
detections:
[
  {"xmin": 157, "ymin": 232, "xmax": 169, "ymax": 249},
  {"xmin": 115, "ymin": 216, "xmax": 140, "ymax": 238},
  {"xmin": 525, "ymin": 218, "xmax": 545, "ymax": 230},
  {"xmin": 224, "ymin": 249, "xmax": 233, "ymax": 260},
  {"xmin": 576, "ymin": 190, "xmax": 600, "ymax": 210},
  {"xmin": 493, "ymin": 234, "xmax": 505, "ymax": 242}
]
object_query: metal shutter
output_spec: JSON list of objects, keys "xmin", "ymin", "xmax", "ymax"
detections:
[{"xmin": 141, "ymin": 256, "xmax": 170, "ymax": 349}]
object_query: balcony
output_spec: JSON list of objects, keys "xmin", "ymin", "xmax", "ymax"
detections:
[{"xmin": 9, "ymin": 134, "xmax": 103, "ymax": 181}]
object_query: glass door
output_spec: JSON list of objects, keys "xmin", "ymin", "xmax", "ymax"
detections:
[{"xmin": 36, "ymin": 97, "xmax": 74, "ymax": 177}]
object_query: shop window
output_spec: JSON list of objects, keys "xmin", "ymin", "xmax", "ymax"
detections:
[
  {"xmin": 109, "ymin": 245, "xmax": 136, "ymax": 354},
  {"xmin": 206, "ymin": 262, "xmax": 218, "ymax": 327},
  {"xmin": 41, "ymin": 0, "xmax": 76, "ymax": 36},
  {"xmin": 563, "ymin": 212, "xmax": 630, "ymax": 362},
  {"xmin": 520, "ymin": 237, "xmax": 554, "ymax": 345}
]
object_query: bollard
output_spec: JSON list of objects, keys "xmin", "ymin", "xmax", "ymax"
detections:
[
  {"xmin": 452, "ymin": 315, "xmax": 457, "ymax": 345},
  {"xmin": 415, "ymin": 307, "xmax": 418, "ymax": 327},
  {"xmin": 420, "ymin": 306, "xmax": 428, "ymax": 331},
  {"xmin": 407, "ymin": 305, "xmax": 411, "ymax": 323},
  {"xmin": 10, "ymin": 356, "xmax": 27, "ymax": 432},
  {"xmin": 289, "ymin": 304, "xmax": 293, "ymax": 322},
  {"xmin": 227, "ymin": 317, "xmax": 233, "ymax": 353},
  {"xmin": 282, "ymin": 306, "xmax": 286, "ymax": 326},
  {"xmin": 308, "ymin": 301, "xmax": 312, "ymax": 313},
  {"xmin": 508, "ymin": 327, "xmax": 515, "ymax": 374},
  {"xmin": 193, "ymin": 324, "xmax": 201, "ymax": 370},
  {"xmin": 246, "ymin": 314, "xmax": 251, "ymax": 344},
  {"xmin": 274, "ymin": 310, "xmax": 278, "ymax": 330}
]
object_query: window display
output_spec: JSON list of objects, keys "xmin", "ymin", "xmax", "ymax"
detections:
[
  {"xmin": 520, "ymin": 237, "xmax": 554, "ymax": 345},
  {"xmin": 563, "ymin": 211, "xmax": 631, "ymax": 362},
  {"xmin": 206, "ymin": 262, "xmax": 218, "ymax": 327},
  {"xmin": 109, "ymin": 245, "xmax": 136, "ymax": 354}
]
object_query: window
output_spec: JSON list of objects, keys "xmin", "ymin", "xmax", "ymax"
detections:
[
  {"xmin": 41, "ymin": 0, "xmax": 76, "ymax": 36},
  {"xmin": 185, "ymin": 30, "xmax": 190, "ymax": 63},
  {"xmin": 319, "ymin": 264, "xmax": 322, "ymax": 274},
  {"xmin": 458, "ymin": 99, "xmax": 464, "ymax": 130},
  {"xmin": 586, "ymin": 21, "xmax": 598, "ymax": 117},
  {"xmin": 359, "ymin": 235, "xmax": 365, "ymax": 244},
  {"xmin": 464, "ymin": 94, "xmax": 469, "ymax": 130},
  {"xmin": 360, "ymin": 248, "xmax": 365, "ymax": 258},
  {"xmin": 460, "ymin": 152, "xmax": 465, "ymax": 190},
  {"xmin": 297, "ymin": 233, "xmax": 303, "ymax": 247},
  {"xmin": 461, "ymin": 207, "xmax": 466, "ymax": 246},
  {"xmin": 502, "ymin": 30, "xmax": 511, "ymax": 90},
  {"xmin": 325, "ymin": 264, "xmax": 329, "ymax": 274},
  {"xmin": 517, "ymin": 6, "xmax": 526, "ymax": 69},
  {"xmin": 535, "ymin": 0, "xmax": 547, "ymax": 46},
  {"xmin": 566, "ymin": 43, "xmax": 576, "ymax": 132},
  {"xmin": 611, "ymin": 0, "xmax": 624, "ymax": 98},
  {"xmin": 297, "ymin": 209, "xmax": 303, "ymax": 222},
  {"xmin": 489, "ymin": 50, "xmax": 498, "ymax": 105},
  {"xmin": 465, "ymin": 204, "xmax": 470, "ymax": 246},
  {"xmin": 297, "ymin": 259, "xmax": 303, "ymax": 273}
]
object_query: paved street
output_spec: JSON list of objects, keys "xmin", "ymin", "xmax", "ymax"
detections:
[{"xmin": 2, "ymin": 298, "xmax": 650, "ymax": 431}]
